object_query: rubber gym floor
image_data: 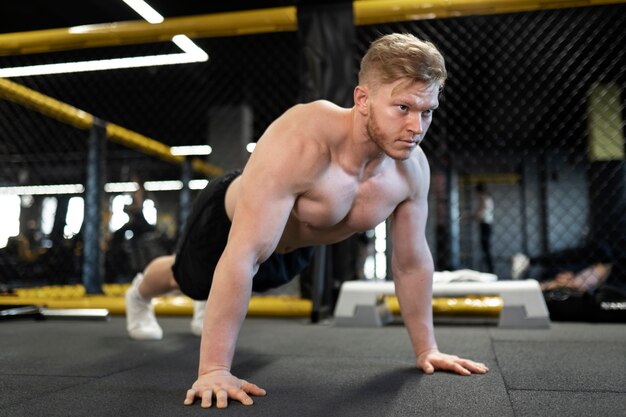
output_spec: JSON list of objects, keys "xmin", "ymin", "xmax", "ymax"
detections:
[{"xmin": 1, "ymin": 301, "xmax": 625, "ymax": 416}]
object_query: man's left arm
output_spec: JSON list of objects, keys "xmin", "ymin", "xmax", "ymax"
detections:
[{"xmin": 390, "ymin": 155, "xmax": 489, "ymax": 376}]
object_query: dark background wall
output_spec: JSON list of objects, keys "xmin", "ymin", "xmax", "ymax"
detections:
[{"xmin": 0, "ymin": 3, "xmax": 624, "ymax": 285}]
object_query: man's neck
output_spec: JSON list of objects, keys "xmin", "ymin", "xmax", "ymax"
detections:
[{"xmin": 342, "ymin": 107, "xmax": 387, "ymax": 178}]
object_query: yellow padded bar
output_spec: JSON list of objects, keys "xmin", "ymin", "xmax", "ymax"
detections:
[
  {"xmin": 0, "ymin": 77, "xmax": 223, "ymax": 177},
  {"xmin": 0, "ymin": 1, "xmax": 623, "ymax": 56},
  {"xmin": 0, "ymin": 77, "xmax": 94, "ymax": 129},
  {"xmin": 0, "ymin": 7, "xmax": 298, "ymax": 56},
  {"xmin": 0, "ymin": 284, "xmax": 312, "ymax": 317},
  {"xmin": 353, "ymin": 0, "xmax": 626, "ymax": 25},
  {"xmin": 0, "ymin": 284, "xmax": 503, "ymax": 318},
  {"xmin": 385, "ymin": 295, "xmax": 503, "ymax": 317}
]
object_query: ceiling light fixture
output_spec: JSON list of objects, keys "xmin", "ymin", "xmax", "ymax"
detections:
[
  {"xmin": 104, "ymin": 182, "xmax": 140, "ymax": 193},
  {"xmin": 0, "ymin": 178, "xmax": 210, "ymax": 195},
  {"xmin": 0, "ymin": 1, "xmax": 208, "ymax": 77},
  {"xmin": 246, "ymin": 142, "xmax": 257, "ymax": 153},
  {"xmin": 170, "ymin": 145, "xmax": 213, "ymax": 156},
  {"xmin": 121, "ymin": 0, "xmax": 164, "ymax": 23},
  {"xmin": 0, "ymin": 184, "xmax": 85, "ymax": 195},
  {"xmin": 0, "ymin": 36, "xmax": 208, "ymax": 77}
]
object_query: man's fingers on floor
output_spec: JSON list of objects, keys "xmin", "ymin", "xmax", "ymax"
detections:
[
  {"xmin": 216, "ymin": 390, "xmax": 229, "ymax": 409},
  {"xmin": 229, "ymin": 388, "xmax": 254, "ymax": 406},
  {"xmin": 464, "ymin": 360, "xmax": 489, "ymax": 373},
  {"xmin": 421, "ymin": 362, "xmax": 435, "ymax": 374},
  {"xmin": 183, "ymin": 388, "xmax": 197, "ymax": 405},
  {"xmin": 201, "ymin": 389, "xmax": 213, "ymax": 408},
  {"xmin": 448, "ymin": 362, "xmax": 471, "ymax": 375},
  {"xmin": 242, "ymin": 381, "xmax": 266, "ymax": 396}
]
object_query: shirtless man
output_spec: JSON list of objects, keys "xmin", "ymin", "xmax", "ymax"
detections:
[{"xmin": 125, "ymin": 33, "xmax": 489, "ymax": 409}]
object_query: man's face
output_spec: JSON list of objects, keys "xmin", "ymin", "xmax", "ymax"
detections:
[{"xmin": 366, "ymin": 79, "xmax": 440, "ymax": 160}]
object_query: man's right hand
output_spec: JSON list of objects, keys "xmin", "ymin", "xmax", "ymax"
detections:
[{"xmin": 183, "ymin": 370, "xmax": 266, "ymax": 409}]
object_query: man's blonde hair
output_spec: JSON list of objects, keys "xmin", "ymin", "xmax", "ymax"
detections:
[{"xmin": 358, "ymin": 33, "xmax": 447, "ymax": 92}]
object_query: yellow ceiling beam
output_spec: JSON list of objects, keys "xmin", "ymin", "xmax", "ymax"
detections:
[
  {"xmin": 0, "ymin": 7, "xmax": 298, "ymax": 56},
  {"xmin": 353, "ymin": 0, "xmax": 625, "ymax": 25},
  {"xmin": 0, "ymin": 0, "xmax": 623, "ymax": 56},
  {"xmin": 0, "ymin": 77, "xmax": 223, "ymax": 177}
]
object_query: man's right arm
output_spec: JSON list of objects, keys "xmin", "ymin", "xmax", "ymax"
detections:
[
  {"xmin": 184, "ymin": 103, "xmax": 331, "ymax": 408},
  {"xmin": 190, "ymin": 178, "xmax": 297, "ymax": 408}
]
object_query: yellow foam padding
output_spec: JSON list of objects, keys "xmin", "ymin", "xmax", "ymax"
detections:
[
  {"xmin": 2, "ymin": 1, "xmax": 622, "ymax": 56},
  {"xmin": 0, "ymin": 284, "xmax": 312, "ymax": 317},
  {"xmin": 1, "ymin": 285, "xmax": 502, "ymax": 318},
  {"xmin": 0, "ymin": 78, "xmax": 223, "ymax": 178},
  {"xmin": 385, "ymin": 295, "xmax": 503, "ymax": 317}
]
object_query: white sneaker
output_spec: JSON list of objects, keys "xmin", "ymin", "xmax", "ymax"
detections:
[
  {"xmin": 125, "ymin": 274, "xmax": 163, "ymax": 340},
  {"xmin": 190, "ymin": 300, "xmax": 205, "ymax": 337},
  {"xmin": 511, "ymin": 253, "xmax": 530, "ymax": 280}
]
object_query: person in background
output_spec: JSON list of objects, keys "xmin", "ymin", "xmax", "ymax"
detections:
[
  {"xmin": 512, "ymin": 239, "xmax": 618, "ymax": 293},
  {"xmin": 474, "ymin": 183, "xmax": 494, "ymax": 273}
]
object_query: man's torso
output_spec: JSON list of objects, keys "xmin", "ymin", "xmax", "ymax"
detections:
[
  {"xmin": 224, "ymin": 100, "xmax": 421, "ymax": 254},
  {"xmin": 226, "ymin": 158, "xmax": 414, "ymax": 253}
]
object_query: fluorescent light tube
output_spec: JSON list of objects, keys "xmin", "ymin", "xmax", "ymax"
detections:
[
  {"xmin": 189, "ymin": 179, "xmax": 209, "ymax": 190},
  {"xmin": 0, "ymin": 2, "xmax": 208, "ymax": 77},
  {"xmin": 104, "ymin": 182, "xmax": 140, "ymax": 193},
  {"xmin": 122, "ymin": 0, "xmax": 164, "ymax": 23},
  {"xmin": 0, "ymin": 184, "xmax": 85, "ymax": 195},
  {"xmin": 143, "ymin": 180, "xmax": 183, "ymax": 191},
  {"xmin": 0, "ymin": 179, "xmax": 211, "ymax": 195},
  {"xmin": 170, "ymin": 145, "xmax": 213, "ymax": 156},
  {"xmin": 0, "ymin": 35, "xmax": 208, "ymax": 77}
]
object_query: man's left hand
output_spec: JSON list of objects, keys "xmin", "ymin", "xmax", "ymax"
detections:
[{"xmin": 417, "ymin": 349, "xmax": 489, "ymax": 376}]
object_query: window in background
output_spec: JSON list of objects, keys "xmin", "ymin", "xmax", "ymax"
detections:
[
  {"xmin": 364, "ymin": 221, "xmax": 387, "ymax": 280},
  {"xmin": 143, "ymin": 199, "xmax": 157, "ymax": 225},
  {"xmin": 110, "ymin": 195, "xmax": 132, "ymax": 232},
  {"xmin": 0, "ymin": 195, "xmax": 21, "ymax": 249},
  {"xmin": 41, "ymin": 197, "xmax": 58, "ymax": 236},
  {"xmin": 64, "ymin": 197, "xmax": 84, "ymax": 238},
  {"xmin": 109, "ymin": 195, "xmax": 157, "ymax": 231}
]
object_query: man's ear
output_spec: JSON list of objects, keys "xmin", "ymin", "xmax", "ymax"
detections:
[{"xmin": 354, "ymin": 85, "xmax": 369, "ymax": 115}]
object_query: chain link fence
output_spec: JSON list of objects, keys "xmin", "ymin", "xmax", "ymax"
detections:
[
  {"xmin": 1, "ymin": 5, "xmax": 624, "ymax": 302},
  {"xmin": 358, "ymin": 5, "xmax": 625, "ymax": 292},
  {"xmin": 0, "ymin": 32, "xmax": 300, "ymax": 286}
]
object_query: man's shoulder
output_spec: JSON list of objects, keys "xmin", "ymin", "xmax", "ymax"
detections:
[
  {"xmin": 278, "ymin": 100, "xmax": 349, "ymax": 143},
  {"xmin": 398, "ymin": 147, "xmax": 429, "ymax": 177},
  {"xmin": 301, "ymin": 99, "xmax": 343, "ymax": 110},
  {"xmin": 285, "ymin": 100, "xmax": 345, "ymax": 119},
  {"xmin": 392, "ymin": 148, "xmax": 430, "ymax": 197}
]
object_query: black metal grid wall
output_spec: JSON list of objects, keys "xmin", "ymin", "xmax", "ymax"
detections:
[
  {"xmin": 0, "ymin": 33, "xmax": 300, "ymax": 285},
  {"xmin": 0, "ymin": 4, "xmax": 624, "ymax": 292},
  {"xmin": 358, "ymin": 5, "xmax": 625, "ymax": 284}
]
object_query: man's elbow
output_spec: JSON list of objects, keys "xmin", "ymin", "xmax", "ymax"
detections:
[{"xmin": 392, "ymin": 263, "xmax": 434, "ymax": 281}]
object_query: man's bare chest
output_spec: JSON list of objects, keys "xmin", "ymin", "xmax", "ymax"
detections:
[{"xmin": 292, "ymin": 176, "xmax": 407, "ymax": 233}]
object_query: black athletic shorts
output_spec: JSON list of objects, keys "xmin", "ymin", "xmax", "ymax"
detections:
[{"xmin": 172, "ymin": 170, "xmax": 316, "ymax": 300}]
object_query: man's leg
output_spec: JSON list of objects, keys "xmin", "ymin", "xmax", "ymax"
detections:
[
  {"xmin": 480, "ymin": 223, "xmax": 494, "ymax": 273},
  {"xmin": 513, "ymin": 242, "xmax": 613, "ymax": 281},
  {"xmin": 137, "ymin": 255, "xmax": 179, "ymax": 298},
  {"xmin": 126, "ymin": 255, "xmax": 178, "ymax": 340}
]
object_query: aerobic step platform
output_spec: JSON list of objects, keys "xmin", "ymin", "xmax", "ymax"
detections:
[{"xmin": 334, "ymin": 279, "xmax": 550, "ymax": 328}]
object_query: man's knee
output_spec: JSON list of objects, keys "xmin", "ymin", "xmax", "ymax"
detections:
[{"xmin": 145, "ymin": 255, "xmax": 176, "ymax": 279}]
